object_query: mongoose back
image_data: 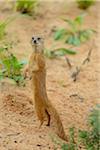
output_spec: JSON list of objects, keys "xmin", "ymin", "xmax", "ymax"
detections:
[{"xmin": 29, "ymin": 36, "xmax": 68, "ymax": 141}]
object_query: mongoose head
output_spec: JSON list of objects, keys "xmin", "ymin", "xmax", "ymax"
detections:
[{"xmin": 31, "ymin": 36, "xmax": 44, "ymax": 53}]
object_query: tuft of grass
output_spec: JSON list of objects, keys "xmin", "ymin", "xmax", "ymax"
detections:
[
  {"xmin": 0, "ymin": 44, "xmax": 27, "ymax": 85},
  {"xmin": 79, "ymin": 107, "xmax": 100, "ymax": 150},
  {"xmin": 15, "ymin": 0, "xmax": 38, "ymax": 15},
  {"xmin": 61, "ymin": 127, "xmax": 78, "ymax": 150},
  {"xmin": 0, "ymin": 17, "xmax": 13, "ymax": 40},
  {"xmin": 76, "ymin": 0, "xmax": 95, "ymax": 10},
  {"xmin": 54, "ymin": 14, "xmax": 95, "ymax": 46}
]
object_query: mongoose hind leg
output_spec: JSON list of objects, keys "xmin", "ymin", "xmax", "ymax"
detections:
[{"xmin": 45, "ymin": 109, "xmax": 51, "ymax": 126}]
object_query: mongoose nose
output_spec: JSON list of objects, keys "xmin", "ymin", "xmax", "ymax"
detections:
[{"xmin": 34, "ymin": 40, "xmax": 37, "ymax": 44}]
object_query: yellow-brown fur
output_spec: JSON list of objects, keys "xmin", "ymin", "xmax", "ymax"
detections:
[{"xmin": 28, "ymin": 36, "xmax": 68, "ymax": 141}]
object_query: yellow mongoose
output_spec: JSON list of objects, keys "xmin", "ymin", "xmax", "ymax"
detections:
[{"xmin": 28, "ymin": 36, "xmax": 67, "ymax": 141}]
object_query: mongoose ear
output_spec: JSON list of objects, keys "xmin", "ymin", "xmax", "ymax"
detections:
[
  {"xmin": 41, "ymin": 37, "xmax": 44, "ymax": 41},
  {"xmin": 40, "ymin": 35, "xmax": 44, "ymax": 40}
]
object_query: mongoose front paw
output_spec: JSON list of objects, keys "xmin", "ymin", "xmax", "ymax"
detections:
[{"xmin": 23, "ymin": 65, "xmax": 29, "ymax": 79}]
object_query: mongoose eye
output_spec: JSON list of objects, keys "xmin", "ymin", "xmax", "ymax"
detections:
[
  {"xmin": 32, "ymin": 37, "xmax": 34, "ymax": 40},
  {"xmin": 37, "ymin": 37, "xmax": 41, "ymax": 40}
]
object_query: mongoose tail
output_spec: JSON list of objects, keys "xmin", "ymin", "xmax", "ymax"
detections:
[{"xmin": 47, "ymin": 103, "xmax": 68, "ymax": 141}]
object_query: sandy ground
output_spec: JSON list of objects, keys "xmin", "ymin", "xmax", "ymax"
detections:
[{"xmin": 0, "ymin": 1, "xmax": 100, "ymax": 150}]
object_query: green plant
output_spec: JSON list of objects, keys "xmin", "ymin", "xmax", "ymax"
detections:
[
  {"xmin": 54, "ymin": 14, "xmax": 95, "ymax": 46},
  {"xmin": 76, "ymin": 0, "xmax": 95, "ymax": 10},
  {"xmin": 16, "ymin": 0, "xmax": 38, "ymax": 15},
  {"xmin": 44, "ymin": 47, "xmax": 76, "ymax": 58},
  {"xmin": 61, "ymin": 127, "xmax": 78, "ymax": 150},
  {"xmin": 0, "ymin": 17, "xmax": 13, "ymax": 40},
  {"xmin": 79, "ymin": 107, "xmax": 99, "ymax": 150},
  {"xmin": 0, "ymin": 44, "xmax": 27, "ymax": 85},
  {"xmin": 52, "ymin": 106, "xmax": 99, "ymax": 150}
]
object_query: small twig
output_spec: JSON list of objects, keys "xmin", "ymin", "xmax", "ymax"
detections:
[
  {"xmin": 70, "ymin": 94, "xmax": 84, "ymax": 101},
  {"xmin": 7, "ymin": 132, "xmax": 20, "ymax": 137},
  {"xmin": 64, "ymin": 46, "xmax": 75, "ymax": 69},
  {"xmin": 65, "ymin": 56, "xmax": 72, "ymax": 69},
  {"xmin": 71, "ymin": 66, "xmax": 80, "ymax": 82},
  {"xmin": 82, "ymin": 48, "xmax": 92, "ymax": 65},
  {"xmin": 71, "ymin": 48, "xmax": 93, "ymax": 82}
]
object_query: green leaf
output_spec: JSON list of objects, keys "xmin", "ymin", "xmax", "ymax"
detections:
[
  {"xmin": 79, "ymin": 130, "xmax": 88, "ymax": 139},
  {"xmin": 54, "ymin": 28, "xmax": 66, "ymax": 40},
  {"xmin": 73, "ymin": 36, "xmax": 81, "ymax": 46},
  {"xmin": 0, "ymin": 47, "xmax": 5, "ymax": 52},
  {"xmin": 0, "ymin": 17, "xmax": 14, "ymax": 39},
  {"xmin": 63, "ymin": 19, "xmax": 75, "ymax": 29},
  {"xmin": 79, "ymin": 29, "xmax": 95, "ymax": 43},
  {"xmin": 74, "ymin": 14, "xmax": 85, "ymax": 25},
  {"xmin": 0, "ymin": 71, "xmax": 3, "ymax": 80},
  {"xmin": 13, "ymin": 75, "xmax": 24, "ymax": 82},
  {"xmin": 10, "ymin": 54, "xmax": 22, "ymax": 71},
  {"xmin": 66, "ymin": 35, "xmax": 80, "ymax": 46},
  {"xmin": 77, "ymin": 0, "xmax": 95, "ymax": 10},
  {"xmin": 69, "ymin": 127, "xmax": 75, "ymax": 143},
  {"xmin": 44, "ymin": 47, "xmax": 76, "ymax": 58},
  {"xmin": 66, "ymin": 35, "xmax": 74, "ymax": 44},
  {"xmin": 89, "ymin": 108, "xmax": 99, "ymax": 133},
  {"xmin": 3, "ymin": 58, "xmax": 11, "ymax": 70},
  {"xmin": 53, "ymin": 48, "xmax": 76, "ymax": 56},
  {"xmin": 61, "ymin": 144, "xmax": 69, "ymax": 150},
  {"xmin": 43, "ymin": 48, "xmax": 54, "ymax": 58},
  {"xmin": 79, "ymin": 32, "xmax": 87, "ymax": 42}
]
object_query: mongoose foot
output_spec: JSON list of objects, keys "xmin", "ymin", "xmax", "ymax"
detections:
[
  {"xmin": 46, "ymin": 115, "xmax": 50, "ymax": 126},
  {"xmin": 46, "ymin": 122, "xmax": 50, "ymax": 126},
  {"xmin": 45, "ymin": 109, "xmax": 51, "ymax": 127}
]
